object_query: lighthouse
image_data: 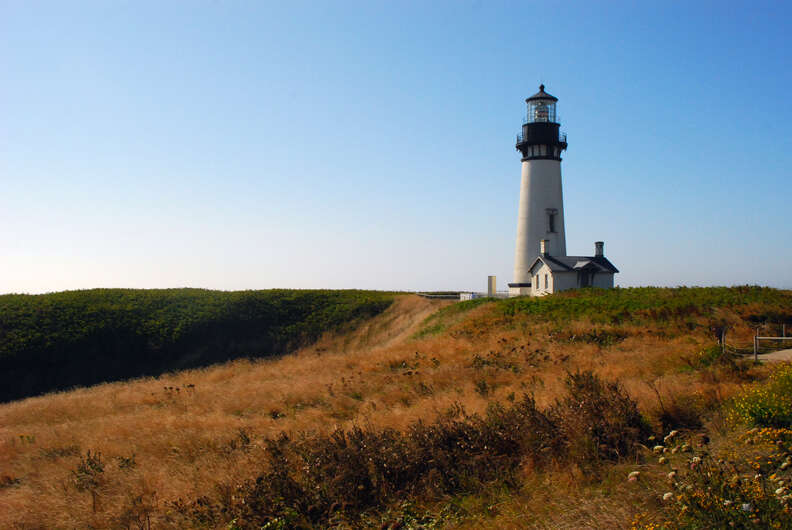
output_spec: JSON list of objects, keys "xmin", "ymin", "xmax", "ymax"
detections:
[
  {"xmin": 508, "ymin": 85, "xmax": 619, "ymax": 297},
  {"xmin": 508, "ymin": 85, "xmax": 568, "ymax": 296}
]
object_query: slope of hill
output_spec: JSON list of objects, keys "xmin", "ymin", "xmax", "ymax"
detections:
[
  {"xmin": 0, "ymin": 288, "xmax": 394, "ymax": 402},
  {"xmin": 1, "ymin": 286, "xmax": 791, "ymax": 528}
]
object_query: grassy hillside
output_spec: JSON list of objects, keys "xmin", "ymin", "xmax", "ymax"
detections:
[
  {"xmin": 422, "ymin": 285, "xmax": 791, "ymax": 329},
  {"xmin": 1, "ymin": 287, "xmax": 792, "ymax": 528},
  {"xmin": 0, "ymin": 288, "xmax": 394, "ymax": 402}
]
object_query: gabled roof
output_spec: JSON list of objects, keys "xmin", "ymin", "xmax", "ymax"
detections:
[{"xmin": 529, "ymin": 254, "xmax": 619, "ymax": 274}]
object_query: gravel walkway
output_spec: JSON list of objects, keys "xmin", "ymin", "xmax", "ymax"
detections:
[{"xmin": 751, "ymin": 348, "xmax": 792, "ymax": 362}]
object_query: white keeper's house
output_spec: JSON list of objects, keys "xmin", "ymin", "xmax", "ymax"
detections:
[
  {"xmin": 528, "ymin": 240, "xmax": 618, "ymax": 296},
  {"xmin": 507, "ymin": 85, "xmax": 619, "ymax": 297}
]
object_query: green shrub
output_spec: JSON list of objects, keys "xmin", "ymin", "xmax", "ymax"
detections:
[
  {"xmin": 0, "ymin": 289, "xmax": 394, "ymax": 402},
  {"xmin": 651, "ymin": 428, "xmax": 792, "ymax": 529},
  {"xmin": 412, "ymin": 297, "xmax": 492, "ymax": 339},
  {"xmin": 499, "ymin": 286, "xmax": 792, "ymax": 326},
  {"xmin": 729, "ymin": 364, "xmax": 792, "ymax": 427}
]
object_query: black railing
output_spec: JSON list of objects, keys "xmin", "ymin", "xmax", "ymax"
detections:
[{"xmin": 516, "ymin": 131, "xmax": 567, "ymax": 144}]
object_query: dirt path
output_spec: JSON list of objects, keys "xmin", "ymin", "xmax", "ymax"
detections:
[
  {"xmin": 751, "ymin": 348, "xmax": 792, "ymax": 362},
  {"xmin": 299, "ymin": 294, "xmax": 453, "ymax": 355}
]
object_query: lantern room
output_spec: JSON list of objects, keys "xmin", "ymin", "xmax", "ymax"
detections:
[
  {"xmin": 525, "ymin": 84, "xmax": 558, "ymax": 123},
  {"xmin": 516, "ymin": 84, "xmax": 566, "ymax": 161}
]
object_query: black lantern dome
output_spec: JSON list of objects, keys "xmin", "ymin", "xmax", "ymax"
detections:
[
  {"xmin": 526, "ymin": 84, "xmax": 558, "ymax": 102},
  {"xmin": 516, "ymin": 84, "xmax": 567, "ymax": 161}
]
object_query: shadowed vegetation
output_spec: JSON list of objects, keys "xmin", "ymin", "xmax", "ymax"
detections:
[{"xmin": 0, "ymin": 288, "xmax": 394, "ymax": 402}]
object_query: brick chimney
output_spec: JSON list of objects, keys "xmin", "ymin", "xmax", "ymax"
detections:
[{"xmin": 595, "ymin": 241, "xmax": 604, "ymax": 257}]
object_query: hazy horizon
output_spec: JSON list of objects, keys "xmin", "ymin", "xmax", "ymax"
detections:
[{"xmin": 3, "ymin": 1, "xmax": 791, "ymax": 294}]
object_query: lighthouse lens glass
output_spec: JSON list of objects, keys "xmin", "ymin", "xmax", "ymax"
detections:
[{"xmin": 528, "ymin": 101, "xmax": 556, "ymax": 123}]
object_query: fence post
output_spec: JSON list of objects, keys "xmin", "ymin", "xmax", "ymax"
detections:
[
  {"xmin": 784, "ymin": 323, "xmax": 786, "ymax": 338},
  {"xmin": 721, "ymin": 329, "xmax": 726, "ymax": 356},
  {"xmin": 754, "ymin": 331, "xmax": 758, "ymax": 362}
]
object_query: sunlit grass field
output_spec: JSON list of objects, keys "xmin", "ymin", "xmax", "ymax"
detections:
[{"xmin": 1, "ymin": 287, "xmax": 791, "ymax": 528}]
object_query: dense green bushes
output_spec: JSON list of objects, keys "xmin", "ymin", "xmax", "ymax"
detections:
[
  {"xmin": 729, "ymin": 364, "xmax": 792, "ymax": 428},
  {"xmin": 0, "ymin": 289, "xmax": 393, "ymax": 402},
  {"xmin": 499, "ymin": 286, "xmax": 792, "ymax": 325},
  {"xmin": 415, "ymin": 286, "xmax": 792, "ymax": 341},
  {"xmin": 172, "ymin": 371, "xmax": 651, "ymax": 528}
]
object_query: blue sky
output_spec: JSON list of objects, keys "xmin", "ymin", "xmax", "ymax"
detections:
[{"xmin": 2, "ymin": 0, "xmax": 790, "ymax": 294}]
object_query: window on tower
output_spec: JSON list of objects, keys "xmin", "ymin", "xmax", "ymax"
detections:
[{"xmin": 546, "ymin": 208, "xmax": 558, "ymax": 233}]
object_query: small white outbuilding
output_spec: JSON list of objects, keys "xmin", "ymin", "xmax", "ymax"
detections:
[{"xmin": 528, "ymin": 240, "xmax": 619, "ymax": 296}]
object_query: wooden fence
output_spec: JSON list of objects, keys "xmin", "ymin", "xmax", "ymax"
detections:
[{"xmin": 754, "ymin": 324, "xmax": 791, "ymax": 361}]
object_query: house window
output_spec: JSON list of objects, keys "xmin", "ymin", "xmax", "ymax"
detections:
[{"xmin": 544, "ymin": 274, "xmax": 548, "ymax": 289}]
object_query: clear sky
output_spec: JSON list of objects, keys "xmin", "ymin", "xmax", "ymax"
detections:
[{"xmin": 2, "ymin": 0, "xmax": 791, "ymax": 294}]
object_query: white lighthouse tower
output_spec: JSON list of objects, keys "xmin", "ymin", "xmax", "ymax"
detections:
[{"xmin": 508, "ymin": 85, "xmax": 568, "ymax": 296}]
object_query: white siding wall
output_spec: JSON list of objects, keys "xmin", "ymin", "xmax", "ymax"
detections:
[
  {"xmin": 509, "ymin": 285, "xmax": 531, "ymax": 297},
  {"xmin": 530, "ymin": 263, "xmax": 577, "ymax": 297},
  {"xmin": 592, "ymin": 273, "xmax": 614, "ymax": 289},
  {"xmin": 524, "ymin": 262, "xmax": 616, "ymax": 297},
  {"xmin": 553, "ymin": 272, "xmax": 578, "ymax": 293},
  {"xmin": 530, "ymin": 263, "xmax": 549, "ymax": 296}
]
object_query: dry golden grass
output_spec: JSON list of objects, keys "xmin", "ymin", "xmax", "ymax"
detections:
[{"xmin": 0, "ymin": 293, "xmax": 770, "ymax": 527}]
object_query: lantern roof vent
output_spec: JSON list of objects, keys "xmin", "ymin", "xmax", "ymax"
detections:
[{"xmin": 526, "ymin": 84, "xmax": 558, "ymax": 103}]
